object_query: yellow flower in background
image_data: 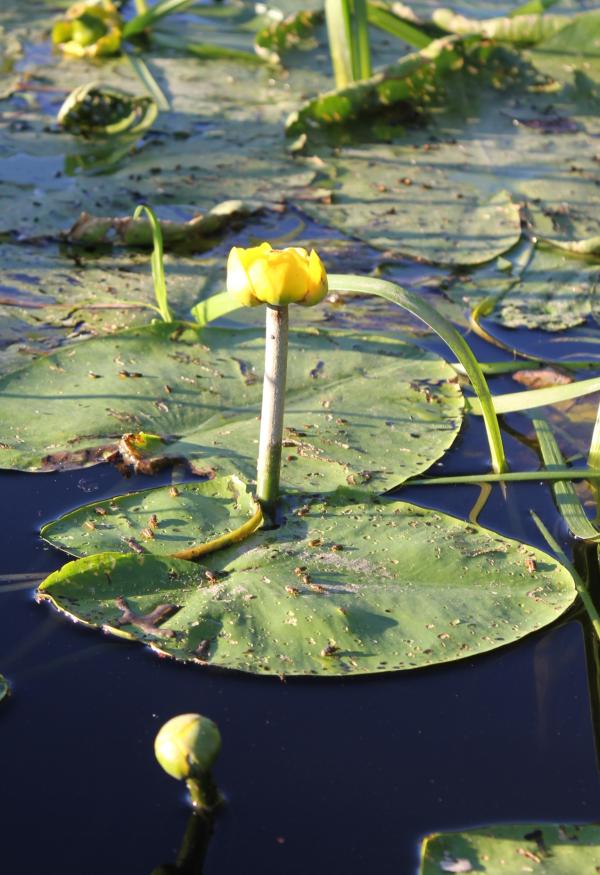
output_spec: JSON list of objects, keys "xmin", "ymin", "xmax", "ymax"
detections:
[
  {"xmin": 227, "ymin": 242, "xmax": 328, "ymax": 307},
  {"xmin": 52, "ymin": 0, "xmax": 123, "ymax": 58}
]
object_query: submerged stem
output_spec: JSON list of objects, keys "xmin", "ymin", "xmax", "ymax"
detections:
[
  {"xmin": 186, "ymin": 773, "xmax": 220, "ymax": 813},
  {"xmin": 256, "ymin": 305, "xmax": 289, "ymax": 520}
]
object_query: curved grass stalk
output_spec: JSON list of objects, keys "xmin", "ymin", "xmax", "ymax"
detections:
[
  {"xmin": 133, "ymin": 204, "xmax": 173, "ymax": 323},
  {"xmin": 408, "ymin": 468, "xmax": 600, "ymax": 486},
  {"xmin": 328, "ymin": 274, "xmax": 507, "ymax": 473},
  {"xmin": 123, "ymin": 0, "xmax": 200, "ymax": 39},
  {"xmin": 468, "ymin": 376, "xmax": 600, "ymax": 416},
  {"xmin": 126, "ymin": 53, "xmax": 170, "ymax": 111},
  {"xmin": 533, "ymin": 417, "xmax": 600, "ymax": 541},
  {"xmin": 172, "ymin": 502, "xmax": 263, "ymax": 561}
]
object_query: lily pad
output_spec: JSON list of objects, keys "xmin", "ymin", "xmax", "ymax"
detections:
[
  {"xmin": 41, "ymin": 475, "xmax": 259, "ymax": 558},
  {"xmin": 448, "ymin": 245, "xmax": 597, "ymax": 332},
  {"xmin": 0, "ymin": 674, "xmax": 8, "ymax": 703},
  {"xmin": 0, "ymin": 322, "xmax": 463, "ymax": 492},
  {"xmin": 420, "ymin": 823, "xmax": 600, "ymax": 873},
  {"xmin": 38, "ymin": 489, "xmax": 577, "ymax": 675}
]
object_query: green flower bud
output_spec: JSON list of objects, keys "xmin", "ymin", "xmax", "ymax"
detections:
[{"xmin": 155, "ymin": 714, "xmax": 221, "ymax": 781}]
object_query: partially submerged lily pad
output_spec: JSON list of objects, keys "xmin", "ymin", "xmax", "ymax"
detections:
[
  {"xmin": 41, "ymin": 475, "xmax": 259, "ymax": 558},
  {"xmin": 420, "ymin": 823, "xmax": 600, "ymax": 873},
  {"xmin": 0, "ymin": 322, "xmax": 463, "ymax": 493},
  {"xmin": 38, "ymin": 489, "xmax": 577, "ymax": 675}
]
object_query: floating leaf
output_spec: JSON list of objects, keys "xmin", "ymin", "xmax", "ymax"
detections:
[
  {"xmin": 38, "ymin": 489, "xmax": 577, "ymax": 675},
  {"xmin": 41, "ymin": 475, "xmax": 261, "ymax": 559},
  {"xmin": 420, "ymin": 824, "xmax": 600, "ymax": 874},
  {"xmin": 57, "ymin": 83, "xmax": 158, "ymax": 137},
  {"xmin": 0, "ymin": 323, "xmax": 463, "ymax": 491}
]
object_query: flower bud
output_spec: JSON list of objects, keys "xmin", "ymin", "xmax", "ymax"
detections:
[
  {"xmin": 52, "ymin": 0, "xmax": 123, "ymax": 58},
  {"xmin": 227, "ymin": 242, "xmax": 328, "ymax": 308},
  {"xmin": 155, "ymin": 714, "xmax": 221, "ymax": 781}
]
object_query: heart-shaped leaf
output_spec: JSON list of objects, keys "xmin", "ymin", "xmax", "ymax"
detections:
[
  {"xmin": 39, "ymin": 489, "xmax": 576, "ymax": 676},
  {"xmin": 0, "ymin": 323, "xmax": 463, "ymax": 494}
]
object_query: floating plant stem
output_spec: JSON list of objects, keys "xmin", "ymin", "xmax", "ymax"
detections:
[
  {"xmin": 328, "ymin": 274, "xmax": 507, "ymax": 474},
  {"xmin": 256, "ymin": 305, "xmax": 289, "ymax": 520},
  {"xmin": 133, "ymin": 204, "xmax": 173, "ymax": 323}
]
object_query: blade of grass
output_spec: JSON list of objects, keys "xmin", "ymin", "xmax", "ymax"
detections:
[
  {"xmin": 468, "ymin": 376, "xmax": 600, "ymax": 415},
  {"xmin": 123, "ymin": 0, "xmax": 199, "ymax": 39},
  {"xmin": 191, "ymin": 291, "xmax": 238, "ymax": 327},
  {"xmin": 152, "ymin": 30, "xmax": 262, "ymax": 63},
  {"xmin": 452, "ymin": 360, "xmax": 599, "ymax": 375},
  {"xmin": 329, "ymin": 273, "xmax": 507, "ymax": 473},
  {"xmin": 353, "ymin": 0, "xmax": 372, "ymax": 80},
  {"xmin": 531, "ymin": 510, "xmax": 600, "ymax": 639},
  {"xmin": 408, "ymin": 468, "xmax": 600, "ymax": 485},
  {"xmin": 367, "ymin": 1, "xmax": 432, "ymax": 48},
  {"xmin": 588, "ymin": 399, "xmax": 600, "ymax": 522},
  {"xmin": 325, "ymin": 0, "xmax": 355, "ymax": 88},
  {"xmin": 125, "ymin": 53, "xmax": 170, "ymax": 111},
  {"xmin": 533, "ymin": 417, "xmax": 600, "ymax": 541},
  {"xmin": 133, "ymin": 205, "xmax": 173, "ymax": 323}
]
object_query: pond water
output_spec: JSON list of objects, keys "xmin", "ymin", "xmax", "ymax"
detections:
[
  {"xmin": 1, "ymin": 402, "xmax": 600, "ymax": 873},
  {"xmin": 2, "ymin": 0, "xmax": 600, "ymax": 870}
]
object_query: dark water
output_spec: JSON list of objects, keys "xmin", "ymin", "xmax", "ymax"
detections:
[{"xmin": 2, "ymin": 404, "xmax": 600, "ymax": 874}]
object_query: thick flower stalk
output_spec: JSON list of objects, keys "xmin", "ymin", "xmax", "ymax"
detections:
[
  {"xmin": 52, "ymin": 0, "xmax": 123, "ymax": 58},
  {"xmin": 227, "ymin": 243, "xmax": 328, "ymax": 518}
]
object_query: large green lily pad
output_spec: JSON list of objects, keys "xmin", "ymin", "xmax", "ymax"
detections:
[
  {"xmin": 41, "ymin": 475, "xmax": 258, "ymax": 558},
  {"xmin": 0, "ymin": 322, "xmax": 463, "ymax": 491},
  {"xmin": 420, "ymin": 823, "xmax": 600, "ymax": 873},
  {"xmin": 447, "ymin": 244, "xmax": 596, "ymax": 332},
  {"xmin": 38, "ymin": 489, "xmax": 576, "ymax": 676}
]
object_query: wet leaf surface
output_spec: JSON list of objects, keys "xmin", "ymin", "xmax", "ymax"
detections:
[
  {"xmin": 0, "ymin": 322, "xmax": 463, "ymax": 491},
  {"xmin": 420, "ymin": 823, "xmax": 600, "ymax": 874},
  {"xmin": 38, "ymin": 488, "xmax": 576, "ymax": 676},
  {"xmin": 42, "ymin": 474, "xmax": 259, "ymax": 558}
]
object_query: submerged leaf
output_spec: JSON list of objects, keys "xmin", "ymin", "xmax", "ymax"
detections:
[{"xmin": 39, "ymin": 489, "xmax": 577, "ymax": 676}]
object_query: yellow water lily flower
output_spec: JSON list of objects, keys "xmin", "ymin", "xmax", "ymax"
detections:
[
  {"xmin": 52, "ymin": 0, "xmax": 123, "ymax": 58},
  {"xmin": 227, "ymin": 242, "xmax": 328, "ymax": 307}
]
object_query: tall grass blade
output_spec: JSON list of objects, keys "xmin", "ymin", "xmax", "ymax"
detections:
[
  {"xmin": 354, "ymin": 0, "xmax": 372, "ymax": 80},
  {"xmin": 468, "ymin": 376, "xmax": 600, "ymax": 415},
  {"xmin": 367, "ymin": 1, "xmax": 432, "ymax": 48},
  {"xmin": 123, "ymin": 0, "xmax": 199, "ymax": 39},
  {"xmin": 126, "ymin": 53, "xmax": 170, "ymax": 111},
  {"xmin": 408, "ymin": 468, "xmax": 600, "ymax": 486},
  {"xmin": 329, "ymin": 274, "xmax": 507, "ymax": 473},
  {"xmin": 533, "ymin": 417, "xmax": 600, "ymax": 541},
  {"xmin": 133, "ymin": 205, "xmax": 173, "ymax": 323},
  {"xmin": 325, "ymin": 0, "xmax": 354, "ymax": 88}
]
